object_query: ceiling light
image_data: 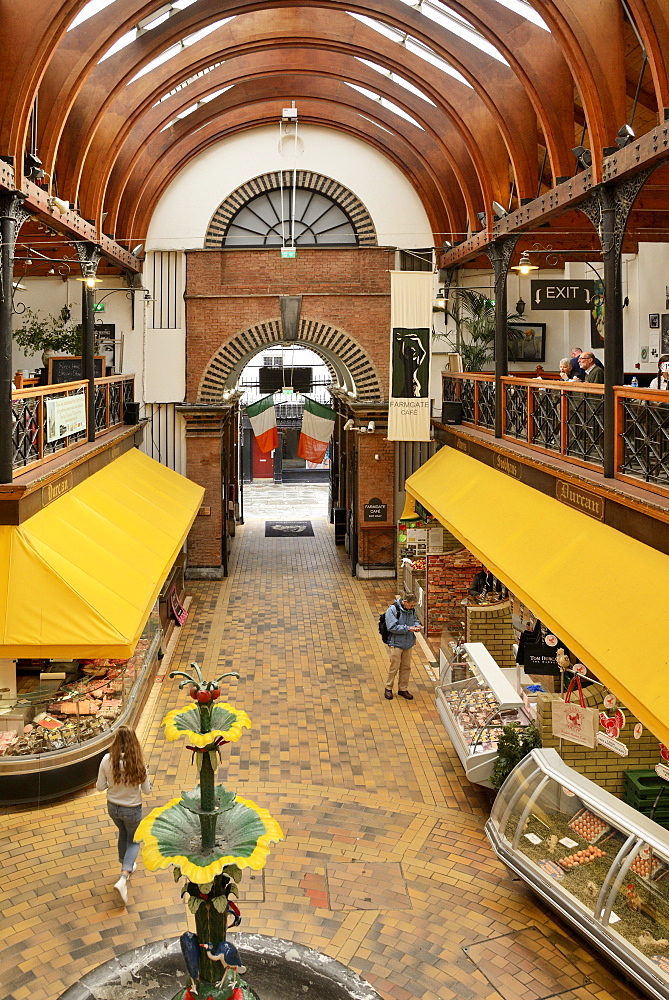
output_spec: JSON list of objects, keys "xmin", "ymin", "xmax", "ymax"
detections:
[
  {"xmin": 47, "ymin": 196, "xmax": 70, "ymax": 214},
  {"xmin": 131, "ymin": 243, "xmax": 144, "ymax": 256},
  {"xmin": 571, "ymin": 146, "xmax": 592, "ymax": 168},
  {"xmin": 492, "ymin": 200, "xmax": 507, "ymax": 218},
  {"xmin": 616, "ymin": 123, "xmax": 635, "ymax": 148},
  {"xmin": 476, "ymin": 211, "xmax": 486, "ymax": 225},
  {"xmin": 512, "ymin": 251, "xmax": 538, "ymax": 275}
]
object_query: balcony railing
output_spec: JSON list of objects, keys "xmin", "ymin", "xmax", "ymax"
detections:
[
  {"xmin": 441, "ymin": 372, "xmax": 669, "ymax": 495},
  {"xmin": 11, "ymin": 375, "xmax": 135, "ymax": 475}
]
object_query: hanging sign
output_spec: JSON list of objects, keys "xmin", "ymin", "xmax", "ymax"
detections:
[
  {"xmin": 388, "ymin": 272, "xmax": 432, "ymax": 442},
  {"xmin": 45, "ymin": 393, "xmax": 86, "ymax": 443},
  {"xmin": 169, "ymin": 587, "xmax": 188, "ymax": 626},
  {"xmin": 656, "ymin": 764, "xmax": 669, "ymax": 782},
  {"xmin": 530, "ymin": 279, "xmax": 596, "ymax": 310},
  {"xmin": 596, "ymin": 732, "xmax": 629, "ymax": 756}
]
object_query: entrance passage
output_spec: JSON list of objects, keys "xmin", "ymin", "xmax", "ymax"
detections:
[
  {"xmin": 251, "ymin": 435, "xmax": 274, "ymax": 479},
  {"xmin": 243, "ymin": 481, "xmax": 329, "ymax": 519}
]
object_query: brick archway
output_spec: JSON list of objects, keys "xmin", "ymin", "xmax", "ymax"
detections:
[
  {"xmin": 197, "ymin": 317, "xmax": 383, "ymax": 402},
  {"xmin": 204, "ymin": 171, "xmax": 377, "ymax": 248}
]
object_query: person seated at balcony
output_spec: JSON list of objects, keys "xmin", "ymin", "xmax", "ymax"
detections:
[
  {"xmin": 649, "ymin": 354, "xmax": 669, "ymax": 390},
  {"xmin": 559, "ymin": 358, "xmax": 579, "ymax": 381},
  {"xmin": 579, "ymin": 352, "xmax": 604, "ymax": 383},
  {"xmin": 569, "ymin": 347, "xmax": 586, "ymax": 380}
]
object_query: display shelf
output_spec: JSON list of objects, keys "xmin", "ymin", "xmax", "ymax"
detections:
[
  {"xmin": 0, "ymin": 608, "xmax": 162, "ymax": 803},
  {"xmin": 435, "ymin": 643, "xmax": 531, "ymax": 786},
  {"xmin": 486, "ymin": 748, "xmax": 669, "ymax": 1000}
]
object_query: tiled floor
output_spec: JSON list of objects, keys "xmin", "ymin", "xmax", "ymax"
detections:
[{"xmin": 0, "ymin": 499, "xmax": 644, "ymax": 1000}]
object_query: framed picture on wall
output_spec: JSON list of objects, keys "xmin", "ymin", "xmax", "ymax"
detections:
[
  {"xmin": 507, "ymin": 322, "xmax": 546, "ymax": 363},
  {"xmin": 661, "ymin": 314, "xmax": 669, "ymax": 354},
  {"xmin": 649, "ymin": 313, "xmax": 660, "ymax": 329}
]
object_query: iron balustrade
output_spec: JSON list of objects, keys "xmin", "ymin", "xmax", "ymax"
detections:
[
  {"xmin": 11, "ymin": 374, "xmax": 135, "ymax": 475},
  {"xmin": 615, "ymin": 387, "xmax": 669, "ymax": 495}
]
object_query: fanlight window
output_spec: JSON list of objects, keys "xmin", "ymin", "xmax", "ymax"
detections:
[{"xmin": 223, "ymin": 188, "xmax": 358, "ymax": 247}]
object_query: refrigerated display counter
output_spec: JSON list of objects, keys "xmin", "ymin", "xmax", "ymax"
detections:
[
  {"xmin": 486, "ymin": 748, "xmax": 669, "ymax": 1000},
  {"xmin": 435, "ymin": 641, "xmax": 532, "ymax": 786}
]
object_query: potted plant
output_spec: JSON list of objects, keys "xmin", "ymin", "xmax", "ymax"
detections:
[
  {"xmin": 489, "ymin": 721, "xmax": 542, "ymax": 791},
  {"xmin": 13, "ymin": 305, "xmax": 82, "ymax": 366}
]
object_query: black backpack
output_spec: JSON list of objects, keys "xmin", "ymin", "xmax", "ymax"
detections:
[{"xmin": 378, "ymin": 605, "xmax": 400, "ymax": 644}]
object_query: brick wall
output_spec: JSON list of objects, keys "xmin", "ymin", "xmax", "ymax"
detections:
[
  {"xmin": 426, "ymin": 546, "xmax": 481, "ymax": 635},
  {"xmin": 537, "ymin": 689, "xmax": 660, "ymax": 799},
  {"xmin": 357, "ymin": 426, "xmax": 395, "ymax": 569},
  {"xmin": 466, "ymin": 601, "xmax": 516, "ymax": 669},
  {"xmin": 185, "ymin": 248, "xmax": 392, "ymax": 403}
]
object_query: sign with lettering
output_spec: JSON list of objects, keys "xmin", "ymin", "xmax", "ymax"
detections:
[
  {"xmin": 596, "ymin": 732, "xmax": 629, "ymax": 756},
  {"xmin": 169, "ymin": 587, "xmax": 188, "ymax": 625},
  {"xmin": 45, "ymin": 393, "xmax": 86, "ymax": 443},
  {"xmin": 494, "ymin": 453, "xmax": 521, "ymax": 479},
  {"xmin": 42, "ymin": 474, "xmax": 73, "ymax": 507},
  {"xmin": 555, "ymin": 481, "xmax": 605, "ymax": 520},
  {"xmin": 531, "ymin": 279, "xmax": 596, "ymax": 310},
  {"xmin": 364, "ymin": 497, "xmax": 387, "ymax": 521}
]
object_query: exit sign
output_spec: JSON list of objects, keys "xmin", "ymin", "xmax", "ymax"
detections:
[
  {"xmin": 93, "ymin": 302, "xmax": 106, "ymax": 312},
  {"xmin": 281, "ymin": 248, "xmax": 296, "ymax": 259}
]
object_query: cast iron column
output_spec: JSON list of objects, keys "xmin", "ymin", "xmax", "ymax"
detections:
[
  {"xmin": 0, "ymin": 192, "xmax": 29, "ymax": 483},
  {"xmin": 76, "ymin": 243, "xmax": 101, "ymax": 443},
  {"xmin": 579, "ymin": 173, "xmax": 650, "ymax": 477},
  {"xmin": 485, "ymin": 236, "xmax": 520, "ymax": 438}
]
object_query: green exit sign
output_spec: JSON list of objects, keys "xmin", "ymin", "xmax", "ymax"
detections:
[
  {"xmin": 93, "ymin": 302, "xmax": 106, "ymax": 312},
  {"xmin": 281, "ymin": 248, "xmax": 296, "ymax": 259}
]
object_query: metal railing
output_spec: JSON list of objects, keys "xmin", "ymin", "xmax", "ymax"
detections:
[
  {"xmin": 441, "ymin": 373, "xmax": 669, "ymax": 495},
  {"xmin": 11, "ymin": 375, "xmax": 135, "ymax": 474}
]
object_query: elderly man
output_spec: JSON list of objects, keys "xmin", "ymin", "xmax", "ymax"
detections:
[{"xmin": 579, "ymin": 351, "xmax": 604, "ymax": 383}]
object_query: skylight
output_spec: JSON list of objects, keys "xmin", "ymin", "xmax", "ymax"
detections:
[
  {"xmin": 127, "ymin": 19, "xmax": 233, "ymax": 83},
  {"xmin": 68, "ymin": 0, "xmax": 117, "ymax": 30},
  {"xmin": 396, "ymin": 0, "xmax": 508, "ymax": 63},
  {"xmin": 160, "ymin": 86, "xmax": 233, "ymax": 130},
  {"xmin": 358, "ymin": 114, "xmax": 394, "ymax": 136},
  {"xmin": 154, "ymin": 63, "xmax": 225, "ymax": 105},
  {"xmin": 348, "ymin": 13, "xmax": 471, "ymax": 88},
  {"xmin": 346, "ymin": 84, "xmax": 424, "ymax": 129},
  {"xmin": 492, "ymin": 0, "xmax": 549, "ymax": 31},
  {"xmin": 357, "ymin": 58, "xmax": 437, "ymax": 106}
]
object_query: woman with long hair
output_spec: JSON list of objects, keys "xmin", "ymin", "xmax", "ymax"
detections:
[{"xmin": 96, "ymin": 725, "xmax": 151, "ymax": 905}]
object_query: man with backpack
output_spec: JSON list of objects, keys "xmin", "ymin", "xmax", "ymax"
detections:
[{"xmin": 382, "ymin": 591, "xmax": 422, "ymax": 701}]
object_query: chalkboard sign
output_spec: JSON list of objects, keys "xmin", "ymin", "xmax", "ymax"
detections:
[{"xmin": 48, "ymin": 355, "xmax": 105, "ymax": 384}]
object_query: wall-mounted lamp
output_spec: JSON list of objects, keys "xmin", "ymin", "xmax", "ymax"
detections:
[
  {"xmin": 433, "ymin": 287, "xmax": 447, "ymax": 312},
  {"xmin": 47, "ymin": 196, "xmax": 70, "ymax": 215},
  {"xmin": 512, "ymin": 251, "xmax": 538, "ymax": 275},
  {"xmin": 343, "ymin": 418, "xmax": 355, "ymax": 431},
  {"xmin": 571, "ymin": 146, "xmax": 592, "ymax": 169},
  {"xmin": 491, "ymin": 200, "xmax": 507, "ymax": 219},
  {"xmin": 515, "ymin": 297, "xmax": 526, "ymax": 316}
]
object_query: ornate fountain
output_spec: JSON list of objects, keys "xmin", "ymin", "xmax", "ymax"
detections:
[{"xmin": 136, "ymin": 664, "xmax": 283, "ymax": 1000}]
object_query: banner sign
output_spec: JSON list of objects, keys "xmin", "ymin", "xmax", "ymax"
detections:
[
  {"xmin": 530, "ymin": 279, "xmax": 596, "ymax": 310},
  {"xmin": 45, "ymin": 393, "xmax": 86, "ymax": 443},
  {"xmin": 388, "ymin": 271, "xmax": 432, "ymax": 441}
]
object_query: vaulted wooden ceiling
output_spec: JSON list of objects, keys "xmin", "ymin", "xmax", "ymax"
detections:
[{"xmin": 1, "ymin": 0, "xmax": 668, "ymax": 269}]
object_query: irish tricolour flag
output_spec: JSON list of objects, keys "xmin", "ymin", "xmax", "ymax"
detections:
[
  {"xmin": 298, "ymin": 397, "xmax": 336, "ymax": 463},
  {"xmin": 246, "ymin": 395, "xmax": 278, "ymax": 453}
]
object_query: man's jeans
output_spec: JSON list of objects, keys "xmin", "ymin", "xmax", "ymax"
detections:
[{"xmin": 108, "ymin": 802, "xmax": 142, "ymax": 872}]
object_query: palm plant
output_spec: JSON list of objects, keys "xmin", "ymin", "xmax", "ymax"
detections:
[{"xmin": 434, "ymin": 288, "xmax": 523, "ymax": 372}]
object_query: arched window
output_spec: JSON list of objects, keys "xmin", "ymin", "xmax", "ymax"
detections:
[{"xmin": 223, "ymin": 187, "xmax": 358, "ymax": 247}]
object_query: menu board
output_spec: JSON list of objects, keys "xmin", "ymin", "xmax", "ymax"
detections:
[{"xmin": 48, "ymin": 355, "xmax": 105, "ymax": 384}]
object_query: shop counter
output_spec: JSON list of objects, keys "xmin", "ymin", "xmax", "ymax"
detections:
[
  {"xmin": 487, "ymin": 748, "xmax": 669, "ymax": 1000},
  {"xmin": 0, "ymin": 609, "xmax": 162, "ymax": 803},
  {"xmin": 435, "ymin": 641, "xmax": 532, "ymax": 786}
]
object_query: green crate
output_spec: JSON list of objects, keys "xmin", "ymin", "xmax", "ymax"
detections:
[{"xmin": 624, "ymin": 770, "xmax": 669, "ymax": 802}]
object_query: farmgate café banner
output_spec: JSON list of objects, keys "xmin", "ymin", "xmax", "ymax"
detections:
[{"xmin": 388, "ymin": 271, "xmax": 432, "ymax": 441}]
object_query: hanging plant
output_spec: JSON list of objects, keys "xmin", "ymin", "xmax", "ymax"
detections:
[{"xmin": 13, "ymin": 306, "xmax": 82, "ymax": 356}]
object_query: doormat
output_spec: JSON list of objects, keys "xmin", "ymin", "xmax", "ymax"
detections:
[
  {"xmin": 463, "ymin": 927, "xmax": 589, "ymax": 1000},
  {"xmin": 265, "ymin": 521, "xmax": 314, "ymax": 537}
]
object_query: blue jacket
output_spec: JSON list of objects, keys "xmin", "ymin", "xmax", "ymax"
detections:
[{"xmin": 385, "ymin": 600, "xmax": 421, "ymax": 649}]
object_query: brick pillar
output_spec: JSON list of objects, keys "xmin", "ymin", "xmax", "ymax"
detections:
[
  {"xmin": 355, "ymin": 417, "xmax": 395, "ymax": 578},
  {"xmin": 178, "ymin": 406, "xmax": 228, "ymax": 579},
  {"xmin": 466, "ymin": 601, "xmax": 516, "ymax": 669}
]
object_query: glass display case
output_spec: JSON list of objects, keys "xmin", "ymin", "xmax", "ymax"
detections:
[
  {"xmin": 435, "ymin": 641, "xmax": 532, "ymax": 786},
  {"xmin": 487, "ymin": 748, "xmax": 669, "ymax": 1000},
  {"xmin": 0, "ymin": 605, "xmax": 162, "ymax": 803}
]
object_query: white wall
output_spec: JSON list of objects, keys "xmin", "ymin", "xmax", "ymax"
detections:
[{"xmin": 146, "ymin": 124, "xmax": 433, "ymax": 251}]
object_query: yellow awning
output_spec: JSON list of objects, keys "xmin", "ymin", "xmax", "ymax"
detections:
[
  {"xmin": 0, "ymin": 448, "xmax": 204, "ymax": 658},
  {"xmin": 406, "ymin": 445, "xmax": 669, "ymax": 745}
]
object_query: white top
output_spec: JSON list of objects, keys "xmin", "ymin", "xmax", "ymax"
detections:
[{"xmin": 96, "ymin": 753, "xmax": 151, "ymax": 806}]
